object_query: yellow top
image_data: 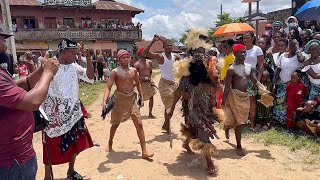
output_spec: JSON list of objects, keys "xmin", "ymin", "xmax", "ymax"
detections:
[{"xmin": 220, "ymin": 53, "xmax": 235, "ymax": 80}]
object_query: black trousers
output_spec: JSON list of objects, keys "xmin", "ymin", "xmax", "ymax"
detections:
[{"xmin": 97, "ymin": 63, "xmax": 104, "ymax": 80}]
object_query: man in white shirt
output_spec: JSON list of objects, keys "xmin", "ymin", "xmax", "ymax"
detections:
[{"xmin": 141, "ymin": 35, "xmax": 178, "ymax": 132}]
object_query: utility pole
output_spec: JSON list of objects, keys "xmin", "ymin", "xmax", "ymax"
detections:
[{"xmin": 1, "ymin": 0, "xmax": 17, "ymax": 63}]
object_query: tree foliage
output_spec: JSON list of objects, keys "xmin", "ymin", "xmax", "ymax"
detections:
[
  {"xmin": 179, "ymin": 13, "xmax": 243, "ymax": 44},
  {"xmin": 214, "ymin": 13, "xmax": 234, "ymax": 27}
]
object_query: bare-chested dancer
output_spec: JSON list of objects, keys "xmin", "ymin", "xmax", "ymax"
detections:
[
  {"xmin": 222, "ymin": 44, "xmax": 265, "ymax": 156},
  {"xmin": 103, "ymin": 49, "xmax": 153, "ymax": 159},
  {"xmin": 134, "ymin": 48, "xmax": 157, "ymax": 118}
]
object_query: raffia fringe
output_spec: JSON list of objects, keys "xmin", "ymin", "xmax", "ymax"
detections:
[
  {"xmin": 190, "ymin": 139, "xmax": 218, "ymax": 156},
  {"xmin": 215, "ymin": 108, "xmax": 225, "ymax": 123}
]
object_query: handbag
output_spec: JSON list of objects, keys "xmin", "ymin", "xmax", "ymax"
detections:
[{"xmin": 33, "ymin": 107, "xmax": 49, "ymax": 133}]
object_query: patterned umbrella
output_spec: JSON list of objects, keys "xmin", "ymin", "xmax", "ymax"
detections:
[
  {"xmin": 295, "ymin": 0, "xmax": 320, "ymax": 21},
  {"xmin": 213, "ymin": 23, "xmax": 255, "ymax": 36}
]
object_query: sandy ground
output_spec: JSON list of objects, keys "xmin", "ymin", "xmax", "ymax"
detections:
[{"xmin": 33, "ymin": 75, "xmax": 320, "ymax": 180}]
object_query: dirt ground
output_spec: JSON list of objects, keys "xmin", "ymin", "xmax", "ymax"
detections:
[{"xmin": 34, "ymin": 75, "xmax": 320, "ymax": 180}]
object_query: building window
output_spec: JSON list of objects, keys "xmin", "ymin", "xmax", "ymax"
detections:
[
  {"xmin": 24, "ymin": 17, "xmax": 35, "ymax": 29},
  {"xmin": 12, "ymin": 16, "xmax": 36, "ymax": 29},
  {"xmin": 100, "ymin": 18, "xmax": 120, "ymax": 28},
  {"xmin": 63, "ymin": 18, "xmax": 75, "ymax": 28},
  {"xmin": 81, "ymin": 18, "xmax": 92, "ymax": 28},
  {"xmin": 44, "ymin": 17, "xmax": 57, "ymax": 28}
]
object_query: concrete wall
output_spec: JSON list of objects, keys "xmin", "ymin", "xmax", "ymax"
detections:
[
  {"xmin": 117, "ymin": 41, "xmax": 134, "ymax": 55},
  {"xmin": 267, "ymin": 8, "xmax": 292, "ymax": 23}
]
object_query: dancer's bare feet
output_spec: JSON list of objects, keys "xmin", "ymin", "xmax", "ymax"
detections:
[
  {"xmin": 142, "ymin": 152, "xmax": 154, "ymax": 160},
  {"xmin": 161, "ymin": 125, "xmax": 169, "ymax": 134},
  {"xmin": 107, "ymin": 141, "xmax": 114, "ymax": 152},
  {"xmin": 236, "ymin": 147, "xmax": 245, "ymax": 156},
  {"xmin": 149, "ymin": 114, "xmax": 156, "ymax": 119},
  {"xmin": 225, "ymin": 128, "xmax": 230, "ymax": 140}
]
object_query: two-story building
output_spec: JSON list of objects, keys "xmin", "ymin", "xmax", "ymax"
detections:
[{"xmin": 0, "ymin": 0, "xmax": 144, "ymax": 57}]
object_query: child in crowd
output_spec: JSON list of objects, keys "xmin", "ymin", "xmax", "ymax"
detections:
[
  {"xmin": 296, "ymin": 100, "xmax": 320, "ymax": 137},
  {"xmin": 285, "ymin": 71, "xmax": 308, "ymax": 130},
  {"xmin": 257, "ymin": 71, "xmax": 273, "ymax": 129},
  {"xmin": 17, "ymin": 57, "xmax": 27, "ymax": 79}
]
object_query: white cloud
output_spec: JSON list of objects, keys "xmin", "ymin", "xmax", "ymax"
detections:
[
  {"xmin": 134, "ymin": 0, "xmax": 292, "ymax": 40},
  {"xmin": 39, "ymin": 0, "xmax": 292, "ymax": 41}
]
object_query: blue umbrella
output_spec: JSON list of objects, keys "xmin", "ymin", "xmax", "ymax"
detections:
[{"xmin": 295, "ymin": 0, "xmax": 320, "ymax": 21}]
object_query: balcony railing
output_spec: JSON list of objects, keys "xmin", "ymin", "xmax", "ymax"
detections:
[{"xmin": 14, "ymin": 28, "xmax": 142, "ymax": 41}]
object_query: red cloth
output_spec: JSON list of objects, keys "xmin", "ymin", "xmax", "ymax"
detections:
[
  {"xmin": 233, "ymin": 44, "xmax": 246, "ymax": 55},
  {"xmin": 0, "ymin": 70, "xmax": 35, "ymax": 167},
  {"xmin": 18, "ymin": 64, "xmax": 27, "ymax": 77},
  {"xmin": 43, "ymin": 127, "xmax": 93, "ymax": 165},
  {"xmin": 216, "ymin": 90, "xmax": 223, "ymax": 109},
  {"xmin": 42, "ymin": 102, "xmax": 93, "ymax": 165},
  {"xmin": 137, "ymin": 47, "xmax": 144, "ymax": 55},
  {"xmin": 215, "ymin": 80, "xmax": 224, "ymax": 109},
  {"xmin": 80, "ymin": 101, "xmax": 88, "ymax": 118},
  {"xmin": 285, "ymin": 82, "xmax": 307, "ymax": 129}
]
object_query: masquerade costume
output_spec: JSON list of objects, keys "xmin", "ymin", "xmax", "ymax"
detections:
[
  {"xmin": 42, "ymin": 39, "xmax": 94, "ymax": 165},
  {"xmin": 173, "ymin": 28, "xmax": 220, "ymax": 156}
]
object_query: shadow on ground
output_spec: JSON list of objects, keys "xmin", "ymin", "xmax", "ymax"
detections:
[
  {"xmin": 146, "ymin": 133, "xmax": 182, "ymax": 144},
  {"xmin": 163, "ymin": 152, "xmax": 214, "ymax": 180},
  {"xmin": 216, "ymin": 141, "xmax": 275, "ymax": 160},
  {"xmin": 97, "ymin": 151, "xmax": 140, "ymax": 173}
]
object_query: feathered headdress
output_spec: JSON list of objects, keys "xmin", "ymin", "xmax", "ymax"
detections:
[
  {"xmin": 174, "ymin": 28, "xmax": 217, "ymax": 80},
  {"xmin": 184, "ymin": 28, "xmax": 212, "ymax": 51}
]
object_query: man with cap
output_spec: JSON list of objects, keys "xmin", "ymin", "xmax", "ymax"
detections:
[
  {"xmin": 134, "ymin": 47, "xmax": 157, "ymax": 118},
  {"xmin": 103, "ymin": 49, "xmax": 154, "ymax": 159},
  {"xmin": 0, "ymin": 26, "xmax": 59, "ymax": 179},
  {"xmin": 42, "ymin": 39, "xmax": 94, "ymax": 180},
  {"xmin": 222, "ymin": 44, "xmax": 266, "ymax": 156},
  {"xmin": 141, "ymin": 35, "xmax": 178, "ymax": 133}
]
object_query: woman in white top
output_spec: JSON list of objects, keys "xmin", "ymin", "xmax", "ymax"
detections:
[
  {"xmin": 243, "ymin": 31, "xmax": 265, "ymax": 129},
  {"xmin": 301, "ymin": 40, "xmax": 320, "ymax": 101},
  {"xmin": 265, "ymin": 38, "xmax": 288, "ymax": 83},
  {"xmin": 273, "ymin": 39, "xmax": 304, "ymax": 125}
]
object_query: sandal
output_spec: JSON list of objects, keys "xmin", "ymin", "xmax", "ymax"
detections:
[{"xmin": 67, "ymin": 171, "xmax": 83, "ymax": 180}]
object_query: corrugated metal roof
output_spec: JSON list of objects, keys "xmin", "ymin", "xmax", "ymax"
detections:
[
  {"xmin": 94, "ymin": 0, "xmax": 144, "ymax": 12},
  {"xmin": 9, "ymin": 0, "xmax": 41, "ymax": 6},
  {"xmin": 5, "ymin": 0, "xmax": 144, "ymax": 14}
]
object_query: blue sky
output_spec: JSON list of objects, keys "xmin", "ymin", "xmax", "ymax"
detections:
[
  {"xmin": 115, "ymin": 0, "xmax": 292, "ymax": 40},
  {"xmin": 41, "ymin": 0, "xmax": 292, "ymax": 40}
]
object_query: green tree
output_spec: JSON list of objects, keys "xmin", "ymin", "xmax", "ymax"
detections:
[{"xmin": 214, "ymin": 12, "xmax": 234, "ymax": 27}]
